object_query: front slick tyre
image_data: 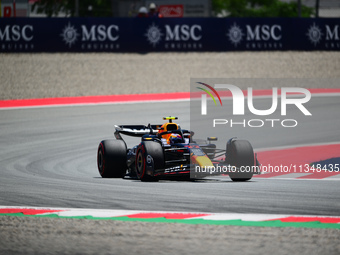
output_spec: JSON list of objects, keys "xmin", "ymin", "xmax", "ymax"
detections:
[
  {"xmin": 135, "ymin": 141, "xmax": 164, "ymax": 182},
  {"xmin": 227, "ymin": 140, "xmax": 254, "ymax": 182},
  {"xmin": 97, "ymin": 140, "xmax": 127, "ymax": 178}
]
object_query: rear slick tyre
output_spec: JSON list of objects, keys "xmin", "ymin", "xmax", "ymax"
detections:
[{"xmin": 97, "ymin": 140, "xmax": 127, "ymax": 178}]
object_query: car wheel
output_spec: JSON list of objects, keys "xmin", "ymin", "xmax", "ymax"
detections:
[
  {"xmin": 135, "ymin": 141, "xmax": 164, "ymax": 182},
  {"xmin": 226, "ymin": 139, "xmax": 254, "ymax": 182},
  {"xmin": 97, "ymin": 140, "xmax": 127, "ymax": 178}
]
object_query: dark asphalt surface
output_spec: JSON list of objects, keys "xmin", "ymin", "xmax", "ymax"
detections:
[{"xmin": 0, "ymin": 96, "xmax": 340, "ymax": 215}]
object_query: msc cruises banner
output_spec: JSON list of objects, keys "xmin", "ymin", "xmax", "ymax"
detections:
[{"xmin": 0, "ymin": 18, "xmax": 339, "ymax": 52}]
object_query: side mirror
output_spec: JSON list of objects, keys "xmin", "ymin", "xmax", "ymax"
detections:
[{"xmin": 207, "ymin": 137, "xmax": 218, "ymax": 142}]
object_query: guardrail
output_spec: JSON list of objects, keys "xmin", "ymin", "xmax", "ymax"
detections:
[{"xmin": 0, "ymin": 18, "xmax": 339, "ymax": 52}]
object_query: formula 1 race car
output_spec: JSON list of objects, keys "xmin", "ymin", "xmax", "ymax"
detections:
[{"xmin": 97, "ymin": 117, "xmax": 260, "ymax": 181}]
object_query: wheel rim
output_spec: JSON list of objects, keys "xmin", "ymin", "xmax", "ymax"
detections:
[
  {"xmin": 98, "ymin": 149, "xmax": 103, "ymax": 173},
  {"xmin": 136, "ymin": 151, "xmax": 144, "ymax": 177}
]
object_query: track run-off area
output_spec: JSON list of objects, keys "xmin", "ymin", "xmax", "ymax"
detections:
[{"xmin": 1, "ymin": 89, "xmax": 340, "ymax": 255}]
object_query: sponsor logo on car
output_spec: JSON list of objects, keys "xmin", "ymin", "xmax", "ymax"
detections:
[{"xmin": 164, "ymin": 165, "xmax": 187, "ymax": 173}]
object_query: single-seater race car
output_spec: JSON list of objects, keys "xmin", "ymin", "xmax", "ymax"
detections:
[{"xmin": 97, "ymin": 117, "xmax": 260, "ymax": 181}]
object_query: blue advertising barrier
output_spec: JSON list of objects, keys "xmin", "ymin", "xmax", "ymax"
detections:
[{"xmin": 0, "ymin": 18, "xmax": 339, "ymax": 52}]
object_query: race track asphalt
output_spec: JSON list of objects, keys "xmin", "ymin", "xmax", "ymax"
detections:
[{"xmin": 0, "ymin": 96, "xmax": 340, "ymax": 216}]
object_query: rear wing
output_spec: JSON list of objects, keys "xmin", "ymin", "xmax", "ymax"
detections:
[{"xmin": 114, "ymin": 124, "xmax": 162, "ymax": 138}]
